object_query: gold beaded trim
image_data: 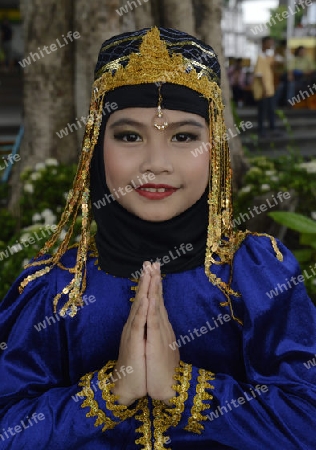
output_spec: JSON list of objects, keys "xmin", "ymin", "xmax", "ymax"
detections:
[
  {"xmin": 254, "ymin": 233, "xmax": 283, "ymax": 262},
  {"xmin": 135, "ymin": 396, "xmax": 152, "ymax": 450},
  {"xmin": 152, "ymin": 361, "xmax": 192, "ymax": 449},
  {"xmin": 98, "ymin": 360, "xmax": 139, "ymax": 421},
  {"xmin": 78, "ymin": 361, "xmax": 139, "ymax": 432},
  {"xmin": 78, "ymin": 371, "xmax": 118, "ymax": 431},
  {"xmin": 152, "ymin": 400, "xmax": 171, "ymax": 450},
  {"xmin": 129, "ymin": 277, "xmax": 139, "ymax": 302},
  {"xmin": 184, "ymin": 368, "xmax": 215, "ymax": 434}
]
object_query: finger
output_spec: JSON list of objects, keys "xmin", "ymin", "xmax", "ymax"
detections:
[
  {"xmin": 135, "ymin": 262, "xmax": 152, "ymax": 299},
  {"xmin": 146, "ymin": 295, "xmax": 160, "ymax": 336},
  {"xmin": 127, "ymin": 294, "xmax": 149, "ymax": 329},
  {"xmin": 128, "ymin": 263, "xmax": 151, "ymax": 322},
  {"xmin": 148, "ymin": 265, "xmax": 161, "ymax": 301},
  {"xmin": 130, "ymin": 296, "xmax": 148, "ymax": 343}
]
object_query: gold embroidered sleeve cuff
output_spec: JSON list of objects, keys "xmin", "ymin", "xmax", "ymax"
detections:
[
  {"xmin": 77, "ymin": 360, "xmax": 139, "ymax": 432},
  {"xmin": 184, "ymin": 367, "xmax": 215, "ymax": 434},
  {"xmin": 152, "ymin": 361, "xmax": 192, "ymax": 448}
]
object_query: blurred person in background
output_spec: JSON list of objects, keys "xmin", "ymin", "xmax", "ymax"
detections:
[
  {"xmin": 288, "ymin": 45, "xmax": 315, "ymax": 103},
  {"xmin": 274, "ymin": 39, "xmax": 291, "ymax": 107},
  {"xmin": 228, "ymin": 57, "xmax": 245, "ymax": 107},
  {"xmin": 253, "ymin": 36, "xmax": 278, "ymax": 138}
]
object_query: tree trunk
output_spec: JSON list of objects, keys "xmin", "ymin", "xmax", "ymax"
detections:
[
  {"xmin": 198, "ymin": 0, "xmax": 249, "ymax": 188},
  {"xmin": 74, "ymin": 0, "xmax": 122, "ymax": 143},
  {"xmin": 20, "ymin": 0, "xmax": 77, "ymax": 165},
  {"xmin": 162, "ymin": 0, "xmax": 195, "ymax": 35},
  {"xmin": 133, "ymin": 0, "xmax": 154, "ymax": 29},
  {"xmin": 9, "ymin": 0, "xmax": 77, "ymax": 213}
]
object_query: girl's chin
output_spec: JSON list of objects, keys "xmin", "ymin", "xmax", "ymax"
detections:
[{"xmin": 124, "ymin": 204, "xmax": 188, "ymax": 222}]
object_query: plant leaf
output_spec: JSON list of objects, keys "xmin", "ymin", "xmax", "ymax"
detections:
[
  {"xmin": 293, "ymin": 249, "xmax": 314, "ymax": 263},
  {"xmin": 268, "ymin": 212, "xmax": 316, "ymax": 234}
]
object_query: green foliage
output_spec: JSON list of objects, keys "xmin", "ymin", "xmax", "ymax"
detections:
[
  {"xmin": 234, "ymin": 155, "xmax": 316, "ymax": 219},
  {"xmin": 0, "ymin": 209, "xmax": 16, "ymax": 242},
  {"xmin": 269, "ymin": 212, "xmax": 316, "ymax": 235},
  {"xmin": 234, "ymin": 155, "xmax": 316, "ymax": 302},
  {"xmin": 268, "ymin": 211, "xmax": 316, "ymax": 299},
  {"xmin": 0, "ymin": 183, "xmax": 10, "ymax": 206},
  {"xmin": 20, "ymin": 159, "xmax": 77, "ymax": 229},
  {"xmin": 0, "ymin": 159, "xmax": 77, "ymax": 301}
]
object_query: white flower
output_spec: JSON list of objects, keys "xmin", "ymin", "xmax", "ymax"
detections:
[
  {"xmin": 30, "ymin": 172, "xmax": 40, "ymax": 181},
  {"xmin": 300, "ymin": 161, "xmax": 316, "ymax": 174},
  {"xmin": 270, "ymin": 176, "xmax": 279, "ymax": 182},
  {"xmin": 312, "ymin": 278, "xmax": 316, "ymax": 286},
  {"xmin": 45, "ymin": 216, "xmax": 57, "ymax": 226},
  {"xmin": 59, "ymin": 229, "xmax": 67, "ymax": 241},
  {"xmin": 311, "ymin": 212, "xmax": 316, "ymax": 221},
  {"xmin": 240, "ymin": 185, "xmax": 252, "ymax": 194},
  {"xmin": 35, "ymin": 162, "xmax": 46, "ymax": 171},
  {"xmin": 41, "ymin": 209, "xmax": 56, "ymax": 226},
  {"xmin": 41, "ymin": 208, "xmax": 53, "ymax": 217},
  {"xmin": 261, "ymin": 184, "xmax": 270, "ymax": 191},
  {"xmin": 45, "ymin": 158, "xmax": 58, "ymax": 166},
  {"xmin": 24, "ymin": 183, "xmax": 34, "ymax": 193},
  {"xmin": 265, "ymin": 170, "xmax": 276, "ymax": 176},
  {"xmin": 32, "ymin": 213, "xmax": 42, "ymax": 223},
  {"xmin": 22, "ymin": 258, "xmax": 30, "ymax": 267},
  {"xmin": 20, "ymin": 233, "xmax": 31, "ymax": 242}
]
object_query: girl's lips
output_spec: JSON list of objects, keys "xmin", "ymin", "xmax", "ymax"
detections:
[{"xmin": 135, "ymin": 184, "xmax": 179, "ymax": 200}]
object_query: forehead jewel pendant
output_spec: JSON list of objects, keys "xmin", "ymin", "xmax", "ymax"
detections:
[{"xmin": 153, "ymin": 82, "xmax": 169, "ymax": 131}]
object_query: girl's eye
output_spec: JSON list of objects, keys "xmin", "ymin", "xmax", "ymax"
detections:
[
  {"xmin": 114, "ymin": 132, "xmax": 142, "ymax": 142},
  {"xmin": 172, "ymin": 133, "xmax": 198, "ymax": 143}
]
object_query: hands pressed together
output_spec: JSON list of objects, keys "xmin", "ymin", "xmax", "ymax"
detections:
[{"xmin": 112, "ymin": 262, "xmax": 180, "ymax": 406}]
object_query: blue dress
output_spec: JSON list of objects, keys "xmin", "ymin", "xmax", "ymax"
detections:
[{"xmin": 0, "ymin": 234, "xmax": 316, "ymax": 449}]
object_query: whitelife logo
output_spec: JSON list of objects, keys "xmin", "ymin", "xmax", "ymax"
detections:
[
  {"xmin": 0, "ymin": 154, "xmax": 21, "ymax": 171},
  {"xmin": 19, "ymin": 31, "xmax": 81, "ymax": 68},
  {"xmin": 116, "ymin": 0, "xmax": 150, "ymax": 16},
  {"xmin": 250, "ymin": 0, "xmax": 312, "ymax": 35}
]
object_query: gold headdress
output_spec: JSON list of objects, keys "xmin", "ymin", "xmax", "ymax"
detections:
[{"xmin": 19, "ymin": 27, "xmax": 266, "ymax": 318}]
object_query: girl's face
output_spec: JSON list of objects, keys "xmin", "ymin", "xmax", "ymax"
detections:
[{"xmin": 103, "ymin": 107, "xmax": 210, "ymax": 222}]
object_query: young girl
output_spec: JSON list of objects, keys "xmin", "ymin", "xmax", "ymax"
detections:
[{"xmin": 0, "ymin": 27, "xmax": 315, "ymax": 450}]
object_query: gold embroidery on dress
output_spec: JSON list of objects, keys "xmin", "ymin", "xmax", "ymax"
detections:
[
  {"xmin": 184, "ymin": 368, "xmax": 215, "ymax": 434},
  {"xmin": 129, "ymin": 277, "xmax": 139, "ymax": 302},
  {"xmin": 78, "ymin": 363, "xmax": 139, "ymax": 432},
  {"xmin": 78, "ymin": 371, "xmax": 119, "ymax": 431},
  {"xmin": 135, "ymin": 396, "xmax": 152, "ymax": 450},
  {"xmin": 152, "ymin": 361, "xmax": 192, "ymax": 449},
  {"xmin": 252, "ymin": 233, "xmax": 283, "ymax": 262},
  {"xmin": 98, "ymin": 360, "xmax": 139, "ymax": 421}
]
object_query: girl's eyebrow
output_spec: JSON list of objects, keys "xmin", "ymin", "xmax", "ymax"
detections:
[{"xmin": 109, "ymin": 118, "xmax": 205, "ymax": 130}]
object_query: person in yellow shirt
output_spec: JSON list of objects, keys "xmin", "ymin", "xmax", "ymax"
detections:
[
  {"xmin": 288, "ymin": 46, "xmax": 315, "ymax": 102},
  {"xmin": 253, "ymin": 36, "xmax": 276, "ymax": 138}
]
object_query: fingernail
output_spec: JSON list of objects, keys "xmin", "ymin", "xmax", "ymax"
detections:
[{"xmin": 143, "ymin": 262, "xmax": 151, "ymax": 275}]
